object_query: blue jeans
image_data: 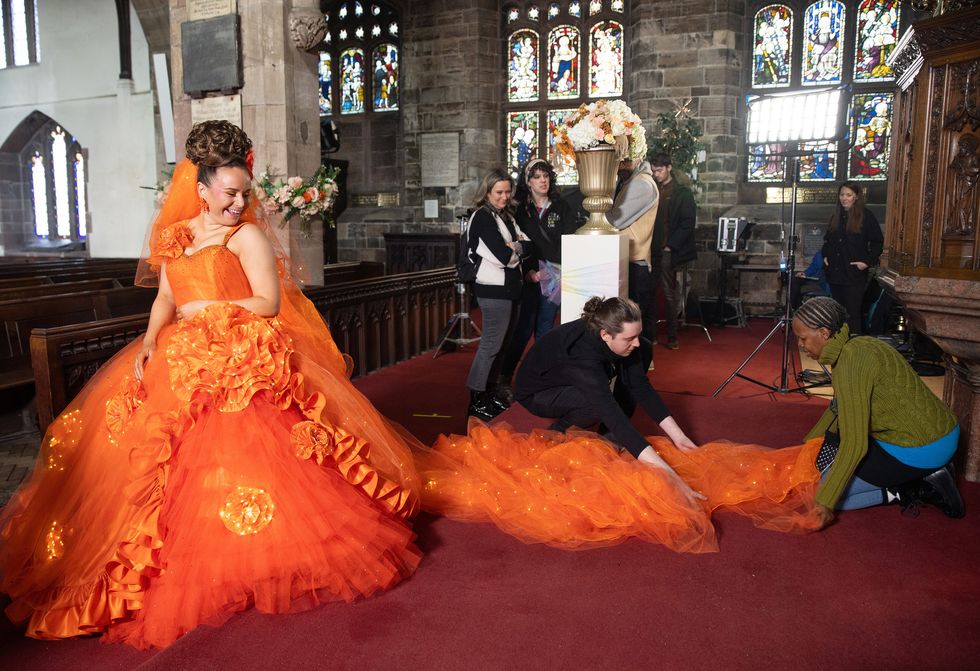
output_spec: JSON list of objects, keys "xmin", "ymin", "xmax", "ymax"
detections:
[
  {"xmin": 536, "ymin": 295, "xmax": 559, "ymax": 337},
  {"xmin": 820, "ymin": 467, "xmax": 884, "ymax": 511}
]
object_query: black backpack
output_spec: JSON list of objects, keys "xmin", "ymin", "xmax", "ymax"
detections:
[{"xmin": 456, "ymin": 209, "xmax": 481, "ymax": 283}]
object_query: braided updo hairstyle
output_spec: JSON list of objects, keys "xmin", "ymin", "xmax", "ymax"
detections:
[
  {"xmin": 793, "ymin": 296, "xmax": 848, "ymax": 335},
  {"xmin": 185, "ymin": 120, "xmax": 253, "ymax": 186},
  {"xmin": 581, "ymin": 296, "xmax": 642, "ymax": 336}
]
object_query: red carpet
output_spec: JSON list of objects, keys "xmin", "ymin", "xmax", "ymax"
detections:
[{"xmin": 3, "ymin": 322, "xmax": 979, "ymax": 670}]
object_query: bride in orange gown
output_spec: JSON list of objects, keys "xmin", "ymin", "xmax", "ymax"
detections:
[{"xmin": 0, "ymin": 122, "xmax": 422, "ymax": 649}]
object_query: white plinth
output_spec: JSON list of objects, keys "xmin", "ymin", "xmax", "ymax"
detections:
[{"xmin": 560, "ymin": 234, "xmax": 629, "ymax": 324}]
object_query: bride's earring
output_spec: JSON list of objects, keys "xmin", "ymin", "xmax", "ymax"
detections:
[{"xmin": 199, "ymin": 197, "xmax": 210, "ymax": 213}]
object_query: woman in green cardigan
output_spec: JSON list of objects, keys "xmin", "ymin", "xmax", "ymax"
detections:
[{"xmin": 791, "ymin": 297, "xmax": 964, "ymax": 528}]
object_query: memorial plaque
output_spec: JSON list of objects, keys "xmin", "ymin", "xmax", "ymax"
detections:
[
  {"xmin": 420, "ymin": 133, "xmax": 460, "ymax": 187},
  {"xmin": 191, "ymin": 94, "xmax": 243, "ymax": 127},
  {"xmin": 182, "ymin": 14, "xmax": 242, "ymax": 95},
  {"xmin": 188, "ymin": 0, "xmax": 237, "ymax": 21},
  {"xmin": 765, "ymin": 187, "xmax": 837, "ymax": 204}
]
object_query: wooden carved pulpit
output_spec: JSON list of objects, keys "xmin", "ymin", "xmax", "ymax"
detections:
[{"xmin": 881, "ymin": 3, "xmax": 980, "ymax": 479}]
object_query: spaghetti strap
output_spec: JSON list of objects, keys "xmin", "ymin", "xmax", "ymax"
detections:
[{"xmin": 222, "ymin": 223, "xmax": 246, "ymax": 245}]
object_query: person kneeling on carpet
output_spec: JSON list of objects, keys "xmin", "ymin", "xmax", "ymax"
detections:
[
  {"xmin": 792, "ymin": 296, "xmax": 964, "ymax": 528},
  {"xmin": 514, "ymin": 296, "xmax": 702, "ymax": 499}
]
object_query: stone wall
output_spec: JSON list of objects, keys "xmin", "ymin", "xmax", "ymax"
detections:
[{"xmin": 336, "ymin": 0, "xmax": 501, "ymax": 264}]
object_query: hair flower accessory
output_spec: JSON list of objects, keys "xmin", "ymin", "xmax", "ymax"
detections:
[
  {"xmin": 256, "ymin": 164, "xmax": 341, "ymax": 237},
  {"xmin": 555, "ymin": 99, "xmax": 647, "ymax": 163}
]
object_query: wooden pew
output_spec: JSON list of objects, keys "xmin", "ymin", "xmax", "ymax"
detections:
[
  {"xmin": 0, "ymin": 278, "xmax": 121, "ymax": 302},
  {"xmin": 0, "ymin": 259, "xmax": 137, "ymax": 279},
  {"xmin": 31, "ymin": 313, "xmax": 150, "ymax": 432},
  {"xmin": 30, "ymin": 268, "xmax": 457, "ymax": 432},
  {"xmin": 322, "ymin": 261, "xmax": 385, "ymax": 285},
  {"xmin": 0, "ymin": 276, "xmax": 55, "ymax": 289},
  {"xmin": 1, "ymin": 286, "xmax": 155, "ymax": 392}
]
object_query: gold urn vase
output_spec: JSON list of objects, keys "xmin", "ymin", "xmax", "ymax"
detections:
[{"xmin": 574, "ymin": 145, "xmax": 620, "ymax": 235}]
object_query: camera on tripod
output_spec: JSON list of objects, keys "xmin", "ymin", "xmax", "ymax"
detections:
[{"xmin": 716, "ymin": 217, "xmax": 753, "ymax": 253}]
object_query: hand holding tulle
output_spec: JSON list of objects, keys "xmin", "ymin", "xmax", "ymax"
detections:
[
  {"xmin": 637, "ymin": 445, "xmax": 707, "ymax": 502},
  {"xmin": 177, "ymin": 299, "xmax": 212, "ymax": 321},
  {"xmin": 814, "ymin": 503, "xmax": 835, "ymax": 529}
]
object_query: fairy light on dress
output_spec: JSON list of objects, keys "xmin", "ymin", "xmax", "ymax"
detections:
[{"xmin": 219, "ymin": 486, "xmax": 276, "ymax": 536}]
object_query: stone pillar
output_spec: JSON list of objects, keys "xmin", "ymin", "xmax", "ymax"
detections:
[{"xmin": 169, "ymin": 0, "xmax": 324, "ymax": 284}]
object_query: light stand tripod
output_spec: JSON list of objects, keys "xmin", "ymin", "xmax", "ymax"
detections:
[
  {"xmin": 712, "ymin": 156, "xmax": 826, "ymax": 397},
  {"xmin": 432, "ymin": 280, "xmax": 482, "ymax": 358}
]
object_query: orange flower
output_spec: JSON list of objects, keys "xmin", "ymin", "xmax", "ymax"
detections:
[
  {"xmin": 166, "ymin": 303, "xmax": 295, "ymax": 412},
  {"xmin": 105, "ymin": 377, "xmax": 147, "ymax": 436},
  {"xmin": 153, "ymin": 224, "xmax": 194, "ymax": 260}
]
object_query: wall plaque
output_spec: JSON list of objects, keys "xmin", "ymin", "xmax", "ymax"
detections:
[
  {"xmin": 420, "ymin": 133, "xmax": 460, "ymax": 187},
  {"xmin": 351, "ymin": 192, "xmax": 401, "ymax": 207},
  {"xmin": 765, "ymin": 187, "xmax": 837, "ymax": 204},
  {"xmin": 188, "ymin": 0, "xmax": 237, "ymax": 22},
  {"xmin": 191, "ymin": 94, "xmax": 243, "ymax": 127},
  {"xmin": 182, "ymin": 14, "xmax": 242, "ymax": 95}
]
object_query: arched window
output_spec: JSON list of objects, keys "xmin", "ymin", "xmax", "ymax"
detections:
[
  {"xmin": 503, "ymin": 1, "xmax": 628, "ymax": 184},
  {"xmin": 318, "ymin": 1, "xmax": 400, "ymax": 116},
  {"xmin": 0, "ymin": 0, "xmax": 40, "ymax": 69},
  {"xmin": 745, "ymin": 0, "xmax": 906, "ymax": 184}
]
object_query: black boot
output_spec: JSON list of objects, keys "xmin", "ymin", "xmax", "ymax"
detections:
[
  {"xmin": 467, "ymin": 389, "xmax": 498, "ymax": 422},
  {"xmin": 920, "ymin": 463, "xmax": 966, "ymax": 519}
]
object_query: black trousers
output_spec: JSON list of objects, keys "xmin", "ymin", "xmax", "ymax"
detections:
[
  {"xmin": 628, "ymin": 262, "xmax": 656, "ymax": 343},
  {"xmin": 830, "ymin": 281, "xmax": 866, "ymax": 334}
]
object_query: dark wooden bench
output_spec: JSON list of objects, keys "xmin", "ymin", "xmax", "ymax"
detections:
[
  {"xmin": 322, "ymin": 261, "xmax": 385, "ymax": 285},
  {"xmin": 0, "ymin": 276, "xmax": 55, "ymax": 289},
  {"xmin": 31, "ymin": 313, "xmax": 150, "ymax": 432},
  {"xmin": 0, "ymin": 278, "xmax": 121, "ymax": 302},
  {"xmin": 0, "ymin": 259, "xmax": 137, "ymax": 279},
  {"xmin": 0, "ymin": 286, "xmax": 155, "ymax": 391}
]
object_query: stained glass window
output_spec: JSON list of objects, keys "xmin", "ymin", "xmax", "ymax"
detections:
[
  {"xmin": 848, "ymin": 92, "xmax": 893, "ymax": 179},
  {"xmin": 747, "ymin": 144, "xmax": 787, "ymax": 182},
  {"xmin": 548, "ymin": 3, "xmax": 560, "ymax": 19},
  {"xmin": 339, "ymin": 48, "xmax": 365, "ymax": 114},
  {"xmin": 590, "ymin": 0, "xmax": 602, "ymax": 16},
  {"xmin": 75, "ymin": 153, "xmax": 87, "ymax": 237},
  {"xmin": 508, "ymin": 111, "xmax": 539, "ymax": 174},
  {"xmin": 854, "ymin": 0, "xmax": 899, "ymax": 82},
  {"xmin": 589, "ymin": 21, "xmax": 623, "ymax": 97},
  {"xmin": 528, "ymin": 6, "xmax": 539, "ymax": 21},
  {"xmin": 569, "ymin": 1, "xmax": 582, "ymax": 17},
  {"xmin": 752, "ymin": 5, "xmax": 793, "ymax": 88},
  {"xmin": 372, "ymin": 44, "xmax": 398, "ymax": 111},
  {"xmin": 548, "ymin": 26, "xmax": 580, "ymax": 99},
  {"xmin": 803, "ymin": 1, "xmax": 845, "ymax": 85},
  {"xmin": 611, "ymin": 0, "xmax": 625, "ymax": 12},
  {"xmin": 1, "ymin": 0, "xmax": 39, "ymax": 68},
  {"xmin": 31, "ymin": 154, "xmax": 48, "ymax": 236},
  {"xmin": 51, "ymin": 128, "xmax": 71, "ymax": 237},
  {"xmin": 0, "ymin": 3, "xmax": 7, "ymax": 69},
  {"xmin": 799, "ymin": 141, "xmax": 837, "ymax": 180},
  {"xmin": 318, "ymin": 52, "xmax": 332, "ymax": 115},
  {"xmin": 324, "ymin": 2, "xmax": 400, "ymax": 114},
  {"xmin": 548, "ymin": 109, "xmax": 578, "ymax": 185},
  {"xmin": 509, "ymin": 30, "xmax": 539, "ymax": 102},
  {"xmin": 507, "ymin": 7, "xmax": 520, "ymax": 23}
]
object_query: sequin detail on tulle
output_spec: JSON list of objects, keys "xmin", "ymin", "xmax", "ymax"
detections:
[
  {"xmin": 43, "ymin": 521, "xmax": 65, "ymax": 561},
  {"xmin": 166, "ymin": 302, "xmax": 294, "ymax": 412},
  {"xmin": 219, "ymin": 486, "xmax": 276, "ymax": 535},
  {"xmin": 43, "ymin": 409, "xmax": 82, "ymax": 471},
  {"xmin": 291, "ymin": 418, "xmax": 418, "ymax": 518}
]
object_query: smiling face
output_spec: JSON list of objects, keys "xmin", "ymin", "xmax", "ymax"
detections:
[
  {"xmin": 199, "ymin": 166, "xmax": 252, "ymax": 226},
  {"xmin": 792, "ymin": 317, "xmax": 832, "ymax": 359},
  {"xmin": 600, "ymin": 320, "xmax": 642, "ymax": 357},
  {"xmin": 486, "ymin": 179, "xmax": 513, "ymax": 210},
  {"xmin": 838, "ymin": 185, "xmax": 858, "ymax": 211}
]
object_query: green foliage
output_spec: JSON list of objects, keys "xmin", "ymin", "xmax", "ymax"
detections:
[{"xmin": 646, "ymin": 108, "xmax": 705, "ymax": 190}]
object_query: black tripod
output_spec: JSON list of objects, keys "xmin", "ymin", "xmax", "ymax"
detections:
[
  {"xmin": 433, "ymin": 281, "xmax": 482, "ymax": 358},
  {"xmin": 713, "ymin": 157, "xmax": 827, "ymax": 396}
]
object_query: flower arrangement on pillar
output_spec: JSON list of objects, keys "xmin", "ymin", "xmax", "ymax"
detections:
[
  {"xmin": 255, "ymin": 164, "xmax": 341, "ymax": 237},
  {"xmin": 554, "ymin": 99, "xmax": 647, "ymax": 234}
]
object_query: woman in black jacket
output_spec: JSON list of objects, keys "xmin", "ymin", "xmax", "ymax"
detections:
[
  {"xmin": 821, "ymin": 181, "xmax": 883, "ymax": 334},
  {"xmin": 498, "ymin": 158, "xmax": 580, "ymax": 399},
  {"xmin": 464, "ymin": 168, "xmax": 530, "ymax": 421}
]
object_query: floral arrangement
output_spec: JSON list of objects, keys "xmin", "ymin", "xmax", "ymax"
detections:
[
  {"xmin": 555, "ymin": 99, "xmax": 648, "ymax": 163},
  {"xmin": 255, "ymin": 164, "xmax": 341, "ymax": 236},
  {"xmin": 646, "ymin": 98, "xmax": 706, "ymax": 192},
  {"xmin": 151, "ymin": 168, "xmax": 174, "ymax": 206}
]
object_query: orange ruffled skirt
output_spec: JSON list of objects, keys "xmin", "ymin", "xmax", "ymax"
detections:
[
  {"xmin": 0, "ymin": 304, "xmax": 421, "ymax": 649},
  {"xmin": 416, "ymin": 421, "xmax": 823, "ymax": 552}
]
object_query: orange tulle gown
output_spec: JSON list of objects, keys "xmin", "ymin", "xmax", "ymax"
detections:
[
  {"xmin": 0, "ymin": 223, "xmax": 421, "ymax": 649},
  {"xmin": 415, "ymin": 422, "xmax": 824, "ymax": 552}
]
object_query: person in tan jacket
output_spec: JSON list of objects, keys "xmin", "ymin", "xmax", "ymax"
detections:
[{"xmin": 608, "ymin": 158, "xmax": 659, "ymax": 343}]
